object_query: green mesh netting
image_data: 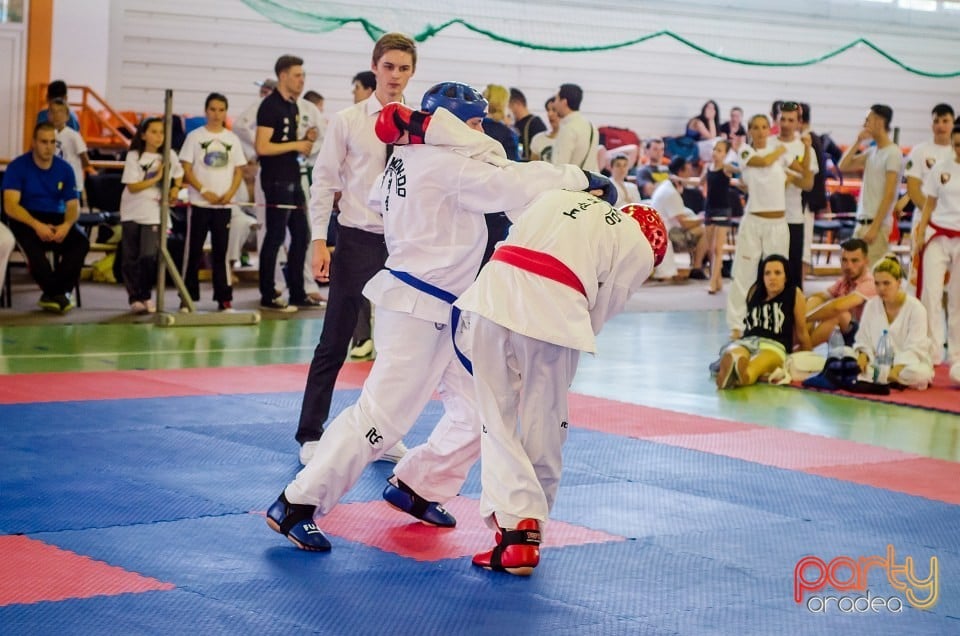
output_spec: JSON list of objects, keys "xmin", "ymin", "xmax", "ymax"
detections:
[{"xmin": 241, "ymin": 0, "xmax": 960, "ymax": 78}]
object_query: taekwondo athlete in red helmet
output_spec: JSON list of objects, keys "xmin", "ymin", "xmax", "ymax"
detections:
[
  {"xmin": 266, "ymin": 81, "xmax": 617, "ymax": 551},
  {"xmin": 454, "ymin": 200, "xmax": 666, "ymax": 575}
]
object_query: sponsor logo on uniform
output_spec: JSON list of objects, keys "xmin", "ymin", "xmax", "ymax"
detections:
[
  {"xmin": 926, "ymin": 157, "xmax": 937, "ymax": 169},
  {"xmin": 365, "ymin": 426, "xmax": 383, "ymax": 446},
  {"xmin": 906, "ymin": 160, "xmax": 914, "ymax": 170},
  {"xmin": 942, "ymin": 173, "xmax": 951, "ymax": 185},
  {"xmin": 741, "ymin": 150, "xmax": 750, "ymax": 160}
]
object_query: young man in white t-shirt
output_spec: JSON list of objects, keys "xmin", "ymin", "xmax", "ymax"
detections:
[
  {"xmin": 838, "ymin": 105, "xmax": 903, "ymax": 267},
  {"xmin": 649, "ymin": 157, "xmax": 706, "ymax": 280},
  {"xmin": 179, "ymin": 93, "xmax": 247, "ymax": 311},
  {"xmin": 915, "ymin": 125, "xmax": 960, "ymax": 367}
]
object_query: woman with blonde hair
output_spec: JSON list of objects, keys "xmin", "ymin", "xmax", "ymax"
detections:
[
  {"xmin": 853, "ymin": 255, "xmax": 935, "ymax": 389},
  {"xmin": 482, "ymin": 84, "xmax": 519, "ymax": 161}
]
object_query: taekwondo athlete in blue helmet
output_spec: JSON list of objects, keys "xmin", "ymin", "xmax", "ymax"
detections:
[{"xmin": 266, "ymin": 81, "xmax": 617, "ymax": 551}]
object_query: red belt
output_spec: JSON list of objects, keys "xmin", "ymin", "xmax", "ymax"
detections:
[
  {"xmin": 490, "ymin": 245, "xmax": 586, "ymax": 297},
  {"xmin": 915, "ymin": 220, "xmax": 960, "ymax": 298}
]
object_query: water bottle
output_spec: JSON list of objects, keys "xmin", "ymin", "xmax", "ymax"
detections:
[
  {"xmin": 873, "ymin": 329, "xmax": 894, "ymax": 385},
  {"xmin": 828, "ymin": 326, "xmax": 845, "ymax": 359}
]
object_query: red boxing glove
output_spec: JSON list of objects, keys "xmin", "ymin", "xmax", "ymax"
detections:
[{"xmin": 375, "ymin": 102, "xmax": 432, "ymax": 145}]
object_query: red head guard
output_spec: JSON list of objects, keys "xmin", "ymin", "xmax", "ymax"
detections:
[{"xmin": 619, "ymin": 203, "xmax": 667, "ymax": 266}]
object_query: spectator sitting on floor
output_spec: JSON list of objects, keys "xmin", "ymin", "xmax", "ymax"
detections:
[
  {"xmin": 854, "ymin": 255, "xmax": 934, "ymax": 390},
  {"xmin": 1, "ymin": 122, "xmax": 89, "ymax": 313},
  {"xmin": 717, "ymin": 254, "xmax": 810, "ymax": 389},
  {"xmin": 805, "ymin": 238, "xmax": 876, "ymax": 347},
  {"xmin": 650, "ymin": 156, "xmax": 708, "ymax": 280}
]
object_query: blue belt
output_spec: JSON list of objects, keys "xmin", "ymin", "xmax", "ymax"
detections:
[{"xmin": 388, "ymin": 269, "xmax": 472, "ymax": 374}]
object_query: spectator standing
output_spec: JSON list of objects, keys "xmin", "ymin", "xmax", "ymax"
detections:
[
  {"xmin": 48, "ymin": 98, "xmax": 93, "ymax": 201},
  {"xmin": 118, "ymin": 118, "xmax": 183, "ymax": 314},
  {"xmin": 550, "ymin": 83, "xmax": 599, "ymax": 171},
  {"xmin": 702, "ymin": 139, "xmax": 738, "ymax": 293},
  {"xmin": 528, "ymin": 98, "xmax": 559, "ymax": 162},
  {"xmin": 905, "ymin": 104, "xmax": 955, "ymax": 243},
  {"xmin": 837, "ymin": 105, "xmax": 902, "ymax": 267},
  {"xmin": 255, "ymin": 54, "xmax": 316, "ymax": 311},
  {"xmin": 179, "ymin": 93, "xmax": 247, "ymax": 311},
  {"xmin": 914, "ymin": 124, "xmax": 960, "ymax": 365},
  {"xmin": 508, "ymin": 88, "xmax": 547, "ymax": 161},
  {"xmin": 774, "ymin": 101, "xmax": 816, "ymax": 289}
]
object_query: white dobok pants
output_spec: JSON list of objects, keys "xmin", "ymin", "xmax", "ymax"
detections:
[
  {"xmin": 461, "ymin": 312, "xmax": 580, "ymax": 532},
  {"xmin": 285, "ymin": 306, "xmax": 479, "ymax": 513},
  {"xmin": 726, "ymin": 213, "xmax": 790, "ymax": 331}
]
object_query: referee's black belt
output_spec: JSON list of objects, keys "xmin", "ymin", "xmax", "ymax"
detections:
[{"xmin": 856, "ymin": 218, "xmax": 874, "ymax": 225}]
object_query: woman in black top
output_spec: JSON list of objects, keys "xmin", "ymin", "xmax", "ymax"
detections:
[
  {"xmin": 716, "ymin": 254, "xmax": 811, "ymax": 389},
  {"xmin": 702, "ymin": 140, "xmax": 739, "ymax": 294}
]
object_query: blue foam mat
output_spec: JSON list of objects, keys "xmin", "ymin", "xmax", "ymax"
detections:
[{"xmin": 2, "ymin": 391, "xmax": 957, "ymax": 634}]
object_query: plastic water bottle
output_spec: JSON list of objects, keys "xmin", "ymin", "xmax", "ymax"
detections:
[
  {"xmin": 873, "ymin": 329, "xmax": 894, "ymax": 385},
  {"xmin": 828, "ymin": 326, "xmax": 845, "ymax": 359}
]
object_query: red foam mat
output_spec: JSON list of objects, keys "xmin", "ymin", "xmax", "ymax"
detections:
[
  {"xmin": 0, "ymin": 535, "xmax": 174, "ymax": 605},
  {"xmin": 795, "ymin": 364, "xmax": 959, "ymax": 415},
  {"xmin": 280, "ymin": 496, "xmax": 624, "ymax": 562},
  {"xmin": 0, "ymin": 361, "xmax": 372, "ymax": 404},
  {"xmin": 805, "ymin": 457, "xmax": 960, "ymax": 505}
]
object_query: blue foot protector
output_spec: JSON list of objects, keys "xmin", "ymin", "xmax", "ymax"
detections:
[
  {"xmin": 382, "ymin": 478, "xmax": 456, "ymax": 528},
  {"xmin": 266, "ymin": 491, "xmax": 331, "ymax": 551}
]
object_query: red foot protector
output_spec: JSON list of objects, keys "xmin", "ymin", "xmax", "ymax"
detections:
[
  {"xmin": 0, "ymin": 535, "xmax": 174, "ymax": 606},
  {"xmin": 303, "ymin": 496, "xmax": 624, "ymax": 562}
]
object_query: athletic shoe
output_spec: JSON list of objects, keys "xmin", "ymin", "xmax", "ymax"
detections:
[
  {"xmin": 144, "ymin": 299, "xmax": 156, "ymax": 314},
  {"xmin": 54, "ymin": 294, "xmax": 75, "ymax": 314},
  {"xmin": 379, "ymin": 440, "xmax": 407, "ymax": 463},
  {"xmin": 218, "ymin": 300, "xmax": 234, "ymax": 312},
  {"xmin": 688, "ymin": 268, "xmax": 708, "ymax": 280},
  {"xmin": 472, "ymin": 518, "xmax": 541, "ymax": 576},
  {"xmin": 38, "ymin": 294, "xmax": 60, "ymax": 312},
  {"xmin": 260, "ymin": 297, "xmax": 297, "ymax": 313},
  {"xmin": 382, "ymin": 477, "xmax": 456, "ymax": 527},
  {"xmin": 299, "ymin": 440, "xmax": 319, "ymax": 466},
  {"xmin": 265, "ymin": 491, "xmax": 331, "ymax": 551},
  {"xmin": 130, "ymin": 301, "xmax": 147, "ymax": 314},
  {"xmin": 715, "ymin": 351, "xmax": 746, "ymax": 390},
  {"xmin": 291, "ymin": 296, "xmax": 325, "ymax": 309},
  {"xmin": 350, "ymin": 338, "xmax": 375, "ymax": 359}
]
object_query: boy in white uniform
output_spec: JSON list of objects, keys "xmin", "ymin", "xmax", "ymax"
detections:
[
  {"xmin": 266, "ymin": 83, "xmax": 614, "ymax": 551},
  {"xmin": 455, "ymin": 200, "xmax": 666, "ymax": 575},
  {"xmin": 915, "ymin": 125, "xmax": 960, "ymax": 372}
]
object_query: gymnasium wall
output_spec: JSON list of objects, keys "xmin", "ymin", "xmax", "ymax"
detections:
[{"xmin": 51, "ymin": 0, "xmax": 960, "ymax": 147}]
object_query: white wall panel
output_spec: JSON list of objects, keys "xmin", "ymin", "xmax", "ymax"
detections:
[{"xmin": 93, "ymin": 0, "xmax": 960, "ymax": 147}]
